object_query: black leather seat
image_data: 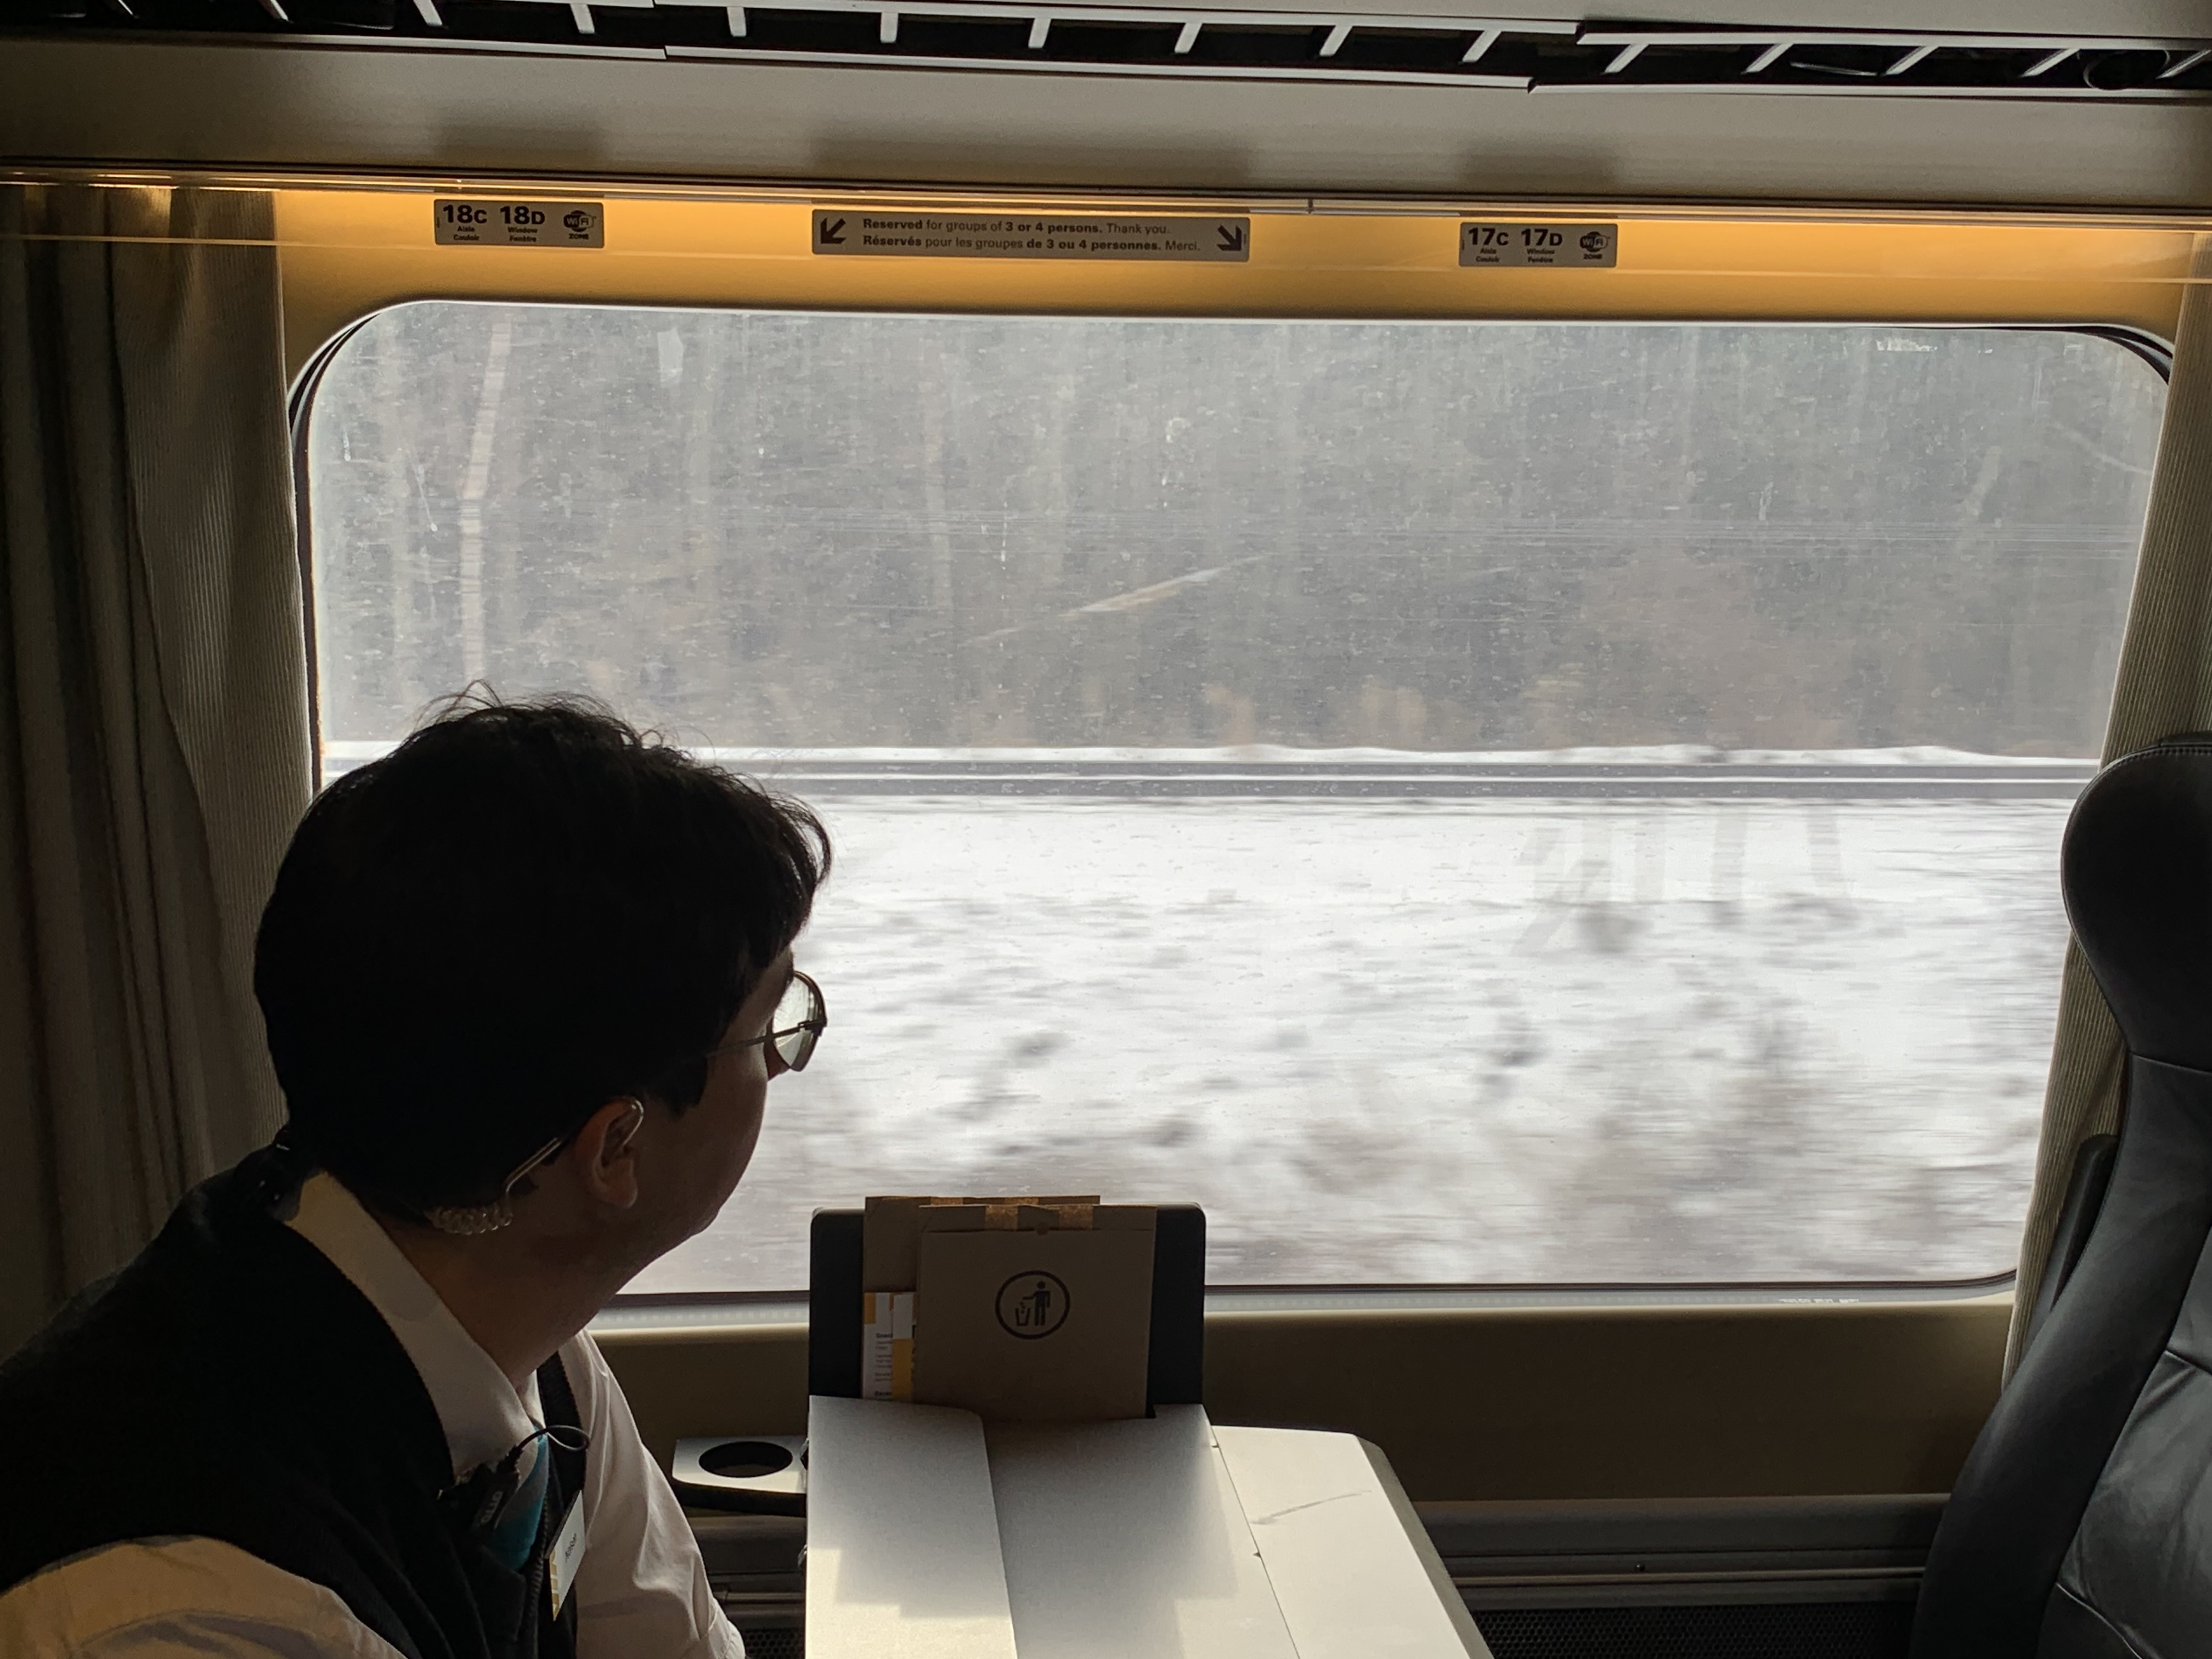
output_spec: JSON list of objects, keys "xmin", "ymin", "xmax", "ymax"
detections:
[{"xmin": 1912, "ymin": 735, "xmax": 2212, "ymax": 1659}]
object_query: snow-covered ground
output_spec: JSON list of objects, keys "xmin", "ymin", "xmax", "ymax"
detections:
[{"xmin": 624, "ymin": 783, "xmax": 2071, "ymax": 1294}]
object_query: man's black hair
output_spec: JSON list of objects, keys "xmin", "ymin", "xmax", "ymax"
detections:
[{"xmin": 254, "ymin": 696, "xmax": 830, "ymax": 1217}]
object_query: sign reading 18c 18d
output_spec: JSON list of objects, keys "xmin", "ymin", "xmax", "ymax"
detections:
[{"xmin": 433, "ymin": 200, "xmax": 605, "ymax": 249}]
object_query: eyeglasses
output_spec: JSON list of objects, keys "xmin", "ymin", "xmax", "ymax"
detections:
[{"xmin": 710, "ymin": 969, "xmax": 828, "ymax": 1075}]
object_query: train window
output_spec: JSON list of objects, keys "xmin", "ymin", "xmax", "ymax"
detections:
[{"xmin": 305, "ymin": 304, "xmax": 2163, "ymax": 1293}]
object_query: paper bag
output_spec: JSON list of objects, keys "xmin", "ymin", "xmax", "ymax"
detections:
[
  {"xmin": 859, "ymin": 1196, "xmax": 1156, "ymax": 1423},
  {"xmin": 862, "ymin": 1195, "xmax": 1101, "ymax": 1293}
]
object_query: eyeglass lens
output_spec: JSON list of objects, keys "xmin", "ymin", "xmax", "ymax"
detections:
[{"xmin": 772, "ymin": 974, "xmax": 822, "ymax": 1071}]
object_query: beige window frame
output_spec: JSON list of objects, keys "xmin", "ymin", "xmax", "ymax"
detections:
[{"xmin": 236, "ymin": 172, "xmax": 2212, "ymax": 1343}]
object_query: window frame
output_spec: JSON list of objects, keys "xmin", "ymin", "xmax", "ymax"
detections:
[{"xmin": 276, "ymin": 188, "xmax": 2192, "ymax": 1312}]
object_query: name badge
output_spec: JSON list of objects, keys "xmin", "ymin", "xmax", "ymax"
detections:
[{"xmin": 547, "ymin": 1494, "xmax": 585, "ymax": 1619}]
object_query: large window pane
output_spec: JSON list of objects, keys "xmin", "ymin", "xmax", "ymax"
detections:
[{"xmin": 306, "ymin": 305, "xmax": 2164, "ymax": 1289}]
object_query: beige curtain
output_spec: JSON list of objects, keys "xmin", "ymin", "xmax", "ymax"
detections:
[
  {"xmin": 0, "ymin": 183, "xmax": 313, "ymax": 1358},
  {"xmin": 2006, "ymin": 236, "xmax": 2212, "ymax": 1376}
]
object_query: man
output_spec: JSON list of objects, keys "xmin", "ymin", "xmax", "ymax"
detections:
[{"xmin": 0, "ymin": 698, "xmax": 831, "ymax": 1659}]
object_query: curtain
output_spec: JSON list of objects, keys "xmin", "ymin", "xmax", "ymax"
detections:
[
  {"xmin": 0, "ymin": 183, "xmax": 313, "ymax": 1358},
  {"xmin": 2005, "ymin": 236, "xmax": 2212, "ymax": 1376}
]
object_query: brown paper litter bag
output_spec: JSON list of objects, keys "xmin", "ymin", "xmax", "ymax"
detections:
[{"xmin": 860, "ymin": 1197, "xmax": 1156, "ymax": 1423}]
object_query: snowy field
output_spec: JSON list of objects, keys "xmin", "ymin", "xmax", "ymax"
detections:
[{"xmin": 617, "ymin": 767, "xmax": 2076, "ymax": 1294}]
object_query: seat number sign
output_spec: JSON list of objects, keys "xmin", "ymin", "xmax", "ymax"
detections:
[
  {"xmin": 435, "ymin": 200, "xmax": 605, "ymax": 248},
  {"xmin": 812, "ymin": 211, "xmax": 1250, "ymax": 262},
  {"xmin": 1462, "ymin": 222, "xmax": 1618, "ymax": 268}
]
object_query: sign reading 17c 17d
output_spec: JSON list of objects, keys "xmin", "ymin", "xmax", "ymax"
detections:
[
  {"xmin": 812, "ymin": 211, "xmax": 1250, "ymax": 262},
  {"xmin": 1462, "ymin": 222, "xmax": 1618, "ymax": 268}
]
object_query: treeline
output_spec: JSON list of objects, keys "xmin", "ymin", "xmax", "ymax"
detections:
[{"xmin": 309, "ymin": 304, "xmax": 2164, "ymax": 757}]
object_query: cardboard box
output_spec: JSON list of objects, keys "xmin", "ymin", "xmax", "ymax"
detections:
[
  {"xmin": 860, "ymin": 1197, "xmax": 1156, "ymax": 1423},
  {"xmin": 862, "ymin": 1195, "xmax": 1103, "ymax": 1290}
]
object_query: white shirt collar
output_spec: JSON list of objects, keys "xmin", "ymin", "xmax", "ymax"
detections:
[{"xmin": 286, "ymin": 1170, "xmax": 544, "ymax": 1482}]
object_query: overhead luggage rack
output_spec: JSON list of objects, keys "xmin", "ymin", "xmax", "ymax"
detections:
[
  {"xmin": 17, "ymin": 0, "xmax": 2212, "ymax": 99},
  {"xmin": 652, "ymin": 4, "xmax": 1562, "ymax": 90},
  {"xmin": 1559, "ymin": 25, "xmax": 2212, "ymax": 97}
]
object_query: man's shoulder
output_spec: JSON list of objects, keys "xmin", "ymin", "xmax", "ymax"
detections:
[
  {"xmin": 0, "ymin": 1149, "xmax": 448, "ymax": 1607},
  {"xmin": 0, "ymin": 1152, "xmax": 299, "ymax": 1411},
  {"xmin": 0, "ymin": 1538, "xmax": 408, "ymax": 1659},
  {"xmin": 0, "ymin": 1187, "xmax": 217, "ymax": 1423}
]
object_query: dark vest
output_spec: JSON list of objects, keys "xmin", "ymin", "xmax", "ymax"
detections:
[{"xmin": 0, "ymin": 1145, "xmax": 586, "ymax": 1659}]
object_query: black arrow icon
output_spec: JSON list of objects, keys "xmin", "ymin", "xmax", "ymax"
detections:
[
  {"xmin": 820, "ymin": 217, "xmax": 847, "ymax": 245},
  {"xmin": 1216, "ymin": 223, "xmax": 1246, "ymax": 253}
]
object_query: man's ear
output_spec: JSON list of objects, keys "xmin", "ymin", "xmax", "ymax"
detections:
[{"xmin": 568, "ymin": 1097, "xmax": 647, "ymax": 1211}]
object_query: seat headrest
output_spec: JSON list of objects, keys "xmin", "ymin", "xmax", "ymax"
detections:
[{"xmin": 2065, "ymin": 735, "xmax": 2212, "ymax": 1070}]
